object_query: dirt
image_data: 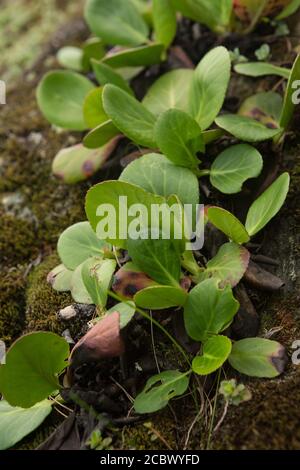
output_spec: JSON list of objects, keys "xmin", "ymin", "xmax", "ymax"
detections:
[{"xmin": 0, "ymin": 4, "xmax": 300, "ymax": 450}]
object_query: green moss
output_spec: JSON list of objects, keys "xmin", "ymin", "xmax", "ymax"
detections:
[
  {"xmin": 0, "ymin": 267, "xmax": 26, "ymax": 344},
  {"xmin": 0, "ymin": 213, "xmax": 38, "ymax": 265},
  {"xmin": 25, "ymin": 254, "xmax": 73, "ymax": 334},
  {"xmin": 116, "ymin": 413, "xmax": 177, "ymax": 450},
  {"xmin": 0, "ymin": 0, "xmax": 84, "ymax": 83}
]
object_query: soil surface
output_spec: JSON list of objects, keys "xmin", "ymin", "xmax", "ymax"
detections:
[{"xmin": 0, "ymin": 3, "xmax": 300, "ymax": 450}]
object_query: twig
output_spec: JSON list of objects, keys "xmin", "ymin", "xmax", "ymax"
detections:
[
  {"xmin": 213, "ymin": 400, "xmax": 229, "ymax": 434},
  {"xmin": 184, "ymin": 386, "xmax": 205, "ymax": 450},
  {"xmin": 109, "ymin": 376, "xmax": 134, "ymax": 404}
]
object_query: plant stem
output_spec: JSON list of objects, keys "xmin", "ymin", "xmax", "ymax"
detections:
[
  {"xmin": 206, "ymin": 368, "xmax": 222, "ymax": 450},
  {"xmin": 108, "ymin": 290, "xmax": 191, "ymax": 367}
]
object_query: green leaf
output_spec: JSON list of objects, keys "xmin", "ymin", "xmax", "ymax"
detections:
[
  {"xmin": 119, "ymin": 153, "xmax": 199, "ymax": 206},
  {"xmin": 52, "ymin": 142, "xmax": 115, "ymax": 184},
  {"xmin": 207, "ymin": 207, "xmax": 250, "ymax": 244},
  {"xmin": 83, "ymin": 121, "xmax": 120, "ymax": 149},
  {"xmin": 171, "ymin": 0, "xmax": 233, "ymax": 32},
  {"xmin": 86, "ymin": 180, "xmax": 171, "ymax": 248},
  {"xmin": 210, "ymin": 144, "xmax": 263, "ymax": 194},
  {"xmin": 134, "ymin": 285, "xmax": 188, "ymax": 309},
  {"xmin": 103, "ymin": 84, "xmax": 156, "ymax": 148},
  {"xmin": 203, "ymin": 128, "xmax": 226, "ymax": 144},
  {"xmin": 154, "ymin": 109, "xmax": 203, "ymax": 169},
  {"xmin": 215, "ymin": 114, "xmax": 281, "ymax": 142},
  {"xmin": 229, "ymin": 338, "xmax": 286, "ymax": 378},
  {"xmin": 0, "ymin": 400, "xmax": 53, "ymax": 450},
  {"xmin": 84, "ymin": 0, "xmax": 149, "ymax": 46},
  {"xmin": 82, "ymin": 38, "xmax": 106, "ymax": 70},
  {"xmin": 184, "ymin": 278, "xmax": 239, "ymax": 342},
  {"xmin": 70, "ymin": 263, "xmax": 93, "ymax": 304},
  {"xmin": 91, "ymin": 60, "xmax": 134, "ymax": 95},
  {"xmin": 197, "ymin": 242, "xmax": 250, "ymax": 288},
  {"xmin": 153, "ymin": 0, "xmax": 177, "ymax": 48},
  {"xmin": 36, "ymin": 71, "xmax": 95, "ymax": 131},
  {"xmin": 189, "ymin": 46, "xmax": 231, "ymax": 130},
  {"xmin": 81, "ymin": 258, "xmax": 116, "ymax": 308},
  {"xmin": 57, "ymin": 221, "xmax": 109, "ymax": 270},
  {"xmin": 142, "ymin": 68, "xmax": 194, "ymax": 116},
  {"xmin": 239, "ymin": 91, "xmax": 283, "ymax": 128},
  {"xmin": 276, "ymin": 0, "xmax": 300, "ymax": 20},
  {"xmin": 192, "ymin": 336, "xmax": 232, "ymax": 375},
  {"xmin": 106, "ymin": 301, "xmax": 136, "ymax": 328},
  {"xmin": 103, "ymin": 44, "xmax": 164, "ymax": 68},
  {"xmin": 0, "ymin": 333, "xmax": 69, "ymax": 408},
  {"xmin": 57, "ymin": 46, "xmax": 84, "ymax": 72},
  {"xmin": 47, "ymin": 264, "xmax": 73, "ymax": 292},
  {"xmin": 127, "ymin": 230, "xmax": 181, "ymax": 287},
  {"xmin": 134, "ymin": 370, "xmax": 190, "ymax": 413},
  {"xmin": 279, "ymin": 54, "xmax": 300, "ymax": 130},
  {"xmin": 234, "ymin": 62, "xmax": 290, "ymax": 79},
  {"xmin": 83, "ymin": 87, "xmax": 108, "ymax": 129},
  {"xmin": 245, "ymin": 172, "xmax": 290, "ymax": 237}
]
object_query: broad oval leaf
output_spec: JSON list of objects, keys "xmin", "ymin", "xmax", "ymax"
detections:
[
  {"xmin": 143, "ymin": 69, "xmax": 194, "ymax": 116},
  {"xmin": 134, "ymin": 370, "xmax": 190, "ymax": 413},
  {"xmin": 207, "ymin": 207, "xmax": 250, "ymax": 244},
  {"xmin": 279, "ymin": 54, "xmax": 300, "ymax": 130},
  {"xmin": 154, "ymin": 109, "xmax": 203, "ymax": 169},
  {"xmin": 210, "ymin": 144, "xmax": 263, "ymax": 194},
  {"xmin": 215, "ymin": 114, "xmax": 281, "ymax": 142},
  {"xmin": 70, "ymin": 262, "xmax": 93, "ymax": 304},
  {"xmin": 245, "ymin": 172, "xmax": 290, "ymax": 237},
  {"xmin": 47, "ymin": 264, "xmax": 72, "ymax": 292},
  {"xmin": 112, "ymin": 262, "xmax": 156, "ymax": 299},
  {"xmin": 82, "ymin": 37, "xmax": 106, "ymax": 70},
  {"xmin": 91, "ymin": 60, "xmax": 133, "ymax": 95},
  {"xmin": 127, "ymin": 230, "xmax": 181, "ymax": 287},
  {"xmin": 229, "ymin": 338, "xmax": 287, "ymax": 378},
  {"xmin": 184, "ymin": 278, "xmax": 239, "ymax": 342},
  {"xmin": 52, "ymin": 142, "xmax": 116, "ymax": 184},
  {"xmin": 84, "ymin": 0, "xmax": 149, "ymax": 46},
  {"xmin": 106, "ymin": 301, "xmax": 136, "ymax": 329},
  {"xmin": 239, "ymin": 91, "xmax": 283, "ymax": 128},
  {"xmin": 189, "ymin": 46, "xmax": 231, "ymax": 130},
  {"xmin": 172, "ymin": 0, "xmax": 232, "ymax": 32},
  {"xmin": 234, "ymin": 62, "xmax": 290, "ymax": 79},
  {"xmin": 0, "ymin": 333, "xmax": 69, "ymax": 408},
  {"xmin": 103, "ymin": 44, "xmax": 164, "ymax": 68},
  {"xmin": 83, "ymin": 120, "xmax": 119, "ymax": 149},
  {"xmin": 57, "ymin": 221, "xmax": 109, "ymax": 270},
  {"xmin": 103, "ymin": 84, "xmax": 156, "ymax": 148},
  {"xmin": 86, "ymin": 181, "xmax": 184, "ymax": 249},
  {"xmin": 0, "ymin": 400, "xmax": 53, "ymax": 450},
  {"xmin": 83, "ymin": 87, "xmax": 108, "ymax": 129},
  {"xmin": 36, "ymin": 71, "xmax": 95, "ymax": 131},
  {"xmin": 119, "ymin": 153, "xmax": 200, "ymax": 206},
  {"xmin": 197, "ymin": 242, "xmax": 250, "ymax": 288},
  {"xmin": 134, "ymin": 285, "xmax": 188, "ymax": 309},
  {"xmin": 81, "ymin": 258, "xmax": 116, "ymax": 308},
  {"xmin": 70, "ymin": 311, "xmax": 124, "ymax": 368},
  {"xmin": 57, "ymin": 46, "xmax": 84, "ymax": 72},
  {"xmin": 192, "ymin": 335, "xmax": 232, "ymax": 375},
  {"xmin": 153, "ymin": 0, "xmax": 177, "ymax": 48}
]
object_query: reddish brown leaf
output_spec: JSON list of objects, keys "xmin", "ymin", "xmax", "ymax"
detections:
[
  {"xmin": 69, "ymin": 311, "xmax": 124, "ymax": 369},
  {"xmin": 244, "ymin": 260, "xmax": 284, "ymax": 291},
  {"xmin": 112, "ymin": 262, "xmax": 156, "ymax": 299}
]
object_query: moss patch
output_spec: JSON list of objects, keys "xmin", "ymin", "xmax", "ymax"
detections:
[
  {"xmin": 25, "ymin": 254, "xmax": 72, "ymax": 334},
  {"xmin": 0, "ymin": 0, "xmax": 84, "ymax": 82},
  {"xmin": 0, "ymin": 267, "xmax": 26, "ymax": 343}
]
